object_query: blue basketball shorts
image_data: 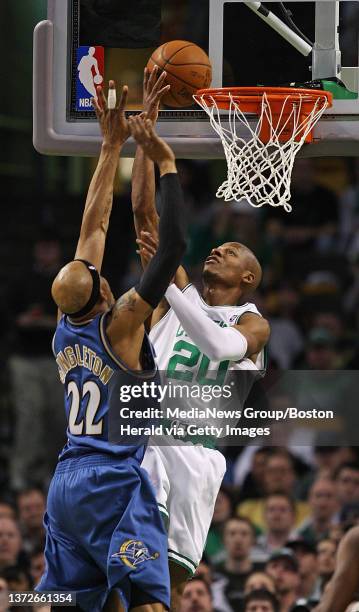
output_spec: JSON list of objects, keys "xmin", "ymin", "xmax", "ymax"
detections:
[{"xmin": 37, "ymin": 453, "xmax": 170, "ymax": 612}]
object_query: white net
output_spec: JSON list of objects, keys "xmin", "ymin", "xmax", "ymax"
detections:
[{"xmin": 194, "ymin": 91, "xmax": 330, "ymax": 212}]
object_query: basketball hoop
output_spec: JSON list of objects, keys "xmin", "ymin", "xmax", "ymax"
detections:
[{"xmin": 194, "ymin": 87, "xmax": 332, "ymax": 212}]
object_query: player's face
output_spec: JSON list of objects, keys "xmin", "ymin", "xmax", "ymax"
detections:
[{"xmin": 203, "ymin": 243, "xmax": 249, "ymax": 288}]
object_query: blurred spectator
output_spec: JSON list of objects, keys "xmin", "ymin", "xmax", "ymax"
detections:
[
  {"xmin": 8, "ymin": 233, "xmax": 66, "ymax": 489},
  {"xmin": 29, "ymin": 547, "xmax": 45, "ymax": 588},
  {"xmin": 252, "ymin": 494, "xmax": 297, "ymax": 563},
  {"xmin": 300, "ymin": 328, "xmax": 339, "ymax": 370},
  {"xmin": 244, "ymin": 572, "xmax": 276, "ymax": 595},
  {"xmin": 213, "ymin": 517, "xmax": 263, "ymax": 612},
  {"xmin": 184, "ymin": 202, "xmax": 239, "ymax": 269},
  {"xmin": 205, "ymin": 487, "xmax": 235, "ymax": 565},
  {"xmin": 269, "ymin": 158, "xmax": 339, "ymax": 255},
  {"xmin": 17, "ymin": 488, "xmax": 46, "ymax": 554},
  {"xmin": 237, "ymin": 451, "xmax": 310, "ymax": 530},
  {"xmin": 0, "ymin": 518, "xmax": 22, "ymax": 571},
  {"xmin": 0, "ymin": 503, "xmax": 15, "ymax": 521},
  {"xmin": 267, "ymin": 286, "xmax": 304, "ymax": 369},
  {"xmin": 298, "ymin": 478, "xmax": 338, "ymax": 544},
  {"xmin": 234, "ymin": 447, "xmax": 272, "ymax": 495},
  {"xmin": 334, "ymin": 463, "xmax": 359, "ymax": 509},
  {"xmin": 180, "ymin": 577, "xmax": 213, "ymax": 612},
  {"xmin": 0, "ymin": 565, "xmax": 32, "ymax": 591},
  {"xmin": 286, "ymin": 540, "xmax": 320, "ymax": 599},
  {"xmin": 243, "ymin": 589, "xmax": 280, "ymax": 612},
  {"xmin": 0, "ymin": 578, "xmax": 8, "ymax": 612},
  {"xmin": 265, "ymin": 549, "xmax": 300, "ymax": 612},
  {"xmin": 316, "ymin": 538, "xmax": 337, "ymax": 591},
  {"xmin": 296, "ymin": 446, "xmax": 350, "ymax": 501}
]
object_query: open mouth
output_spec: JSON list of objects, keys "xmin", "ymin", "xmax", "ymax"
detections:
[{"xmin": 205, "ymin": 255, "xmax": 220, "ymax": 264}]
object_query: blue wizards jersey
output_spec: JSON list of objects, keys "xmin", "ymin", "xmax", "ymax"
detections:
[{"xmin": 53, "ymin": 312, "xmax": 160, "ymax": 462}]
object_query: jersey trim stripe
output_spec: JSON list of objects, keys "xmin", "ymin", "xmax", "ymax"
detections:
[
  {"xmin": 198, "ymin": 291, "xmax": 250, "ymax": 310},
  {"xmin": 99, "ymin": 313, "xmax": 157, "ymax": 379},
  {"xmin": 168, "ymin": 549, "xmax": 197, "ymax": 574}
]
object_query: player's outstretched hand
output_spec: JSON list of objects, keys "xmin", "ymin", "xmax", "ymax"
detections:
[
  {"xmin": 136, "ymin": 231, "xmax": 158, "ymax": 265},
  {"xmin": 143, "ymin": 66, "xmax": 170, "ymax": 123},
  {"xmin": 92, "ymin": 80, "xmax": 130, "ymax": 148},
  {"xmin": 128, "ymin": 114, "xmax": 175, "ymax": 171}
]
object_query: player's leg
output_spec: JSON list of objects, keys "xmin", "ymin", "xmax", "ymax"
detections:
[
  {"xmin": 103, "ymin": 590, "xmax": 126, "ymax": 612},
  {"xmin": 108, "ymin": 463, "xmax": 171, "ymax": 612},
  {"xmin": 169, "ymin": 561, "xmax": 190, "ymax": 612},
  {"xmin": 166, "ymin": 445, "xmax": 226, "ymax": 586}
]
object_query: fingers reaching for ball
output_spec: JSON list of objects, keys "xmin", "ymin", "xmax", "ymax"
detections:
[{"xmin": 128, "ymin": 114, "xmax": 175, "ymax": 170}]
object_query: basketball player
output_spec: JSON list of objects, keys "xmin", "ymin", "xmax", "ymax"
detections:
[
  {"xmin": 131, "ymin": 68, "xmax": 270, "ymax": 609},
  {"xmin": 37, "ymin": 82, "xmax": 186, "ymax": 612}
]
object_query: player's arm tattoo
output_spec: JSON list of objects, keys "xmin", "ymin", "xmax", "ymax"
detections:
[{"xmin": 111, "ymin": 288, "xmax": 153, "ymax": 323}]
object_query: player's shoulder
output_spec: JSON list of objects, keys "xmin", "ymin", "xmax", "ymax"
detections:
[{"xmin": 232, "ymin": 301, "xmax": 263, "ymax": 323}]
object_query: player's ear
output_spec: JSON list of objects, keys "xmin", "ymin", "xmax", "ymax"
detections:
[{"xmin": 242, "ymin": 270, "xmax": 255, "ymax": 288}]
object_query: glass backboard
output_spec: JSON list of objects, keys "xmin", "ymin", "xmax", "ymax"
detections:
[{"xmin": 33, "ymin": 0, "xmax": 359, "ymax": 157}]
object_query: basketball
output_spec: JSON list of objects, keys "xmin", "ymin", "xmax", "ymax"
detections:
[{"xmin": 147, "ymin": 40, "xmax": 212, "ymax": 108}]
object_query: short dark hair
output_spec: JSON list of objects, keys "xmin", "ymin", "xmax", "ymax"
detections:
[
  {"xmin": 264, "ymin": 493, "xmax": 296, "ymax": 512},
  {"xmin": 0, "ymin": 565, "xmax": 33, "ymax": 590},
  {"xmin": 186, "ymin": 576, "xmax": 212, "ymax": 599},
  {"xmin": 225, "ymin": 516, "xmax": 256, "ymax": 538},
  {"xmin": 334, "ymin": 462, "xmax": 359, "ymax": 480},
  {"xmin": 16, "ymin": 487, "xmax": 45, "ymax": 503},
  {"xmin": 244, "ymin": 589, "xmax": 279, "ymax": 612}
]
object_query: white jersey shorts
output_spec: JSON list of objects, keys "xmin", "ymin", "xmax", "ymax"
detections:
[{"xmin": 142, "ymin": 439, "xmax": 226, "ymax": 574}]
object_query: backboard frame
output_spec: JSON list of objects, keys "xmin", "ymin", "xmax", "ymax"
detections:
[{"xmin": 33, "ymin": 0, "xmax": 359, "ymax": 158}]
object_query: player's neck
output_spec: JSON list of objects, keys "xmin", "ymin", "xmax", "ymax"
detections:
[{"xmin": 201, "ymin": 283, "xmax": 242, "ymax": 306}]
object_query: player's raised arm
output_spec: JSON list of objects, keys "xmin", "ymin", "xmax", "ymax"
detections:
[
  {"xmin": 131, "ymin": 67, "xmax": 189, "ymax": 290},
  {"xmin": 131, "ymin": 67, "xmax": 166, "ymax": 248},
  {"xmin": 106, "ymin": 116, "xmax": 187, "ymax": 351},
  {"xmin": 164, "ymin": 283, "xmax": 270, "ymax": 362},
  {"xmin": 74, "ymin": 81, "xmax": 129, "ymax": 271},
  {"xmin": 52, "ymin": 81, "xmax": 129, "ymax": 321}
]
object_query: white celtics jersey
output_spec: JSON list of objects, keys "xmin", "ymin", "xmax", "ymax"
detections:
[{"xmin": 150, "ymin": 284, "xmax": 266, "ymax": 424}]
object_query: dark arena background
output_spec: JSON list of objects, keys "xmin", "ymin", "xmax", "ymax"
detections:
[{"xmin": 1, "ymin": 1, "xmax": 359, "ymax": 611}]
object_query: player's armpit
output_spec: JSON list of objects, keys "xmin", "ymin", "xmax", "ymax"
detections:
[
  {"xmin": 174, "ymin": 266, "xmax": 190, "ymax": 290},
  {"xmin": 233, "ymin": 313, "xmax": 270, "ymax": 357}
]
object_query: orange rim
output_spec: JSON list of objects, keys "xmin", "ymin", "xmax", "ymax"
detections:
[{"xmin": 194, "ymin": 86, "xmax": 333, "ymax": 113}]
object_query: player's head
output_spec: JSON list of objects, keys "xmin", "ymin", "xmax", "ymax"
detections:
[
  {"xmin": 51, "ymin": 260, "xmax": 115, "ymax": 320},
  {"xmin": 89, "ymin": 47, "xmax": 96, "ymax": 56},
  {"xmin": 202, "ymin": 242, "xmax": 262, "ymax": 298}
]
